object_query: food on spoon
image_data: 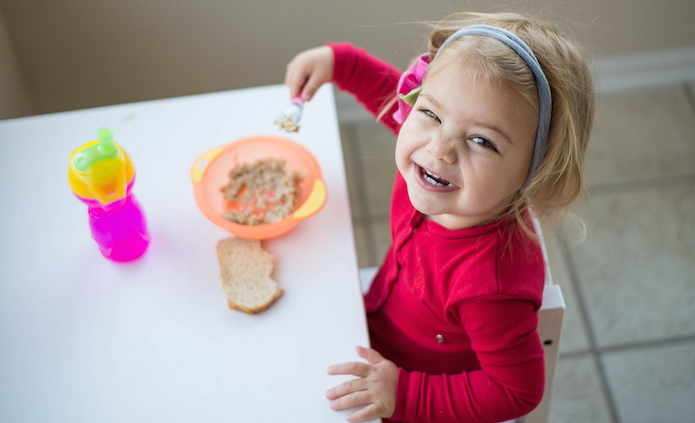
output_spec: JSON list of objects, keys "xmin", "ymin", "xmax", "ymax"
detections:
[
  {"xmin": 220, "ymin": 158, "xmax": 303, "ymax": 225},
  {"xmin": 217, "ymin": 237, "xmax": 283, "ymax": 314},
  {"xmin": 274, "ymin": 116, "xmax": 300, "ymax": 133}
]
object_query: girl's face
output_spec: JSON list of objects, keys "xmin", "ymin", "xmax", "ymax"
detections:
[{"xmin": 395, "ymin": 54, "xmax": 538, "ymax": 230}]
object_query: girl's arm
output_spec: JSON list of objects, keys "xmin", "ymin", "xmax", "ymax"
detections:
[
  {"xmin": 394, "ymin": 298, "xmax": 545, "ymax": 423},
  {"xmin": 285, "ymin": 43, "xmax": 401, "ymax": 134},
  {"xmin": 285, "ymin": 43, "xmax": 402, "ymax": 134},
  {"xmin": 327, "ymin": 42, "xmax": 402, "ymax": 134}
]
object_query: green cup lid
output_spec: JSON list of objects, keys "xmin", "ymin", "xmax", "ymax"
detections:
[{"xmin": 73, "ymin": 127, "xmax": 119, "ymax": 171}]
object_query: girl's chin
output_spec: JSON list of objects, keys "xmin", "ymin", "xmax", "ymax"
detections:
[
  {"xmin": 406, "ymin": 185, "xmax": 500, "ymax": 230},
  {"xmin": 406, "ymin": 189, "xmax": 448, "ymax": 218}
]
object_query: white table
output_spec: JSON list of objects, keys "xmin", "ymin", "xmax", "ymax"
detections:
[{"xmin": 0, "ymin": 85, "xmax": 377, "ymax": 422}]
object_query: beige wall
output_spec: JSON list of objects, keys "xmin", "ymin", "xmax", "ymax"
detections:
[
  {"xmin": 2, "ymin": 0, "xmax": 694, "ymax": 118},
  {"xmin": 0, "ymin": 5, "xmax": 33, "ymax": 119}
]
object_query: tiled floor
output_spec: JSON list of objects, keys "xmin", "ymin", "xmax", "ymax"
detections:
[{"xmin": 336, "ymin": 81, "xmax": 695, "ymax": 422}]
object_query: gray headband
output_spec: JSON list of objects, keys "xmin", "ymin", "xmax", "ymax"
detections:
[{"xmin": 433, "ymin": 25, "xmax": 552, "ymax": 189}]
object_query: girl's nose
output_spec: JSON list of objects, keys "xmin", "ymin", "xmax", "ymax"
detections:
[{"xmin": 426, "ymin": 132, "xmax": 457, "ymax": 164}]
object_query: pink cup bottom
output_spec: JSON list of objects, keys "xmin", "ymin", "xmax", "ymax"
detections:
[
  {"xmin": 98, "ymin": 233, "xmax": 150, "ymax": 262},
  {"xmin": 83, "ymin": 191, "xmax": 150, "ymax": 262}
]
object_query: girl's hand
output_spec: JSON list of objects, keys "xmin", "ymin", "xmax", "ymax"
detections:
[
  {"xmin": 285, "ymin": 46, "xmax": 334, "ymax": 102},
  {"xmin": 326, "ymin": 345, "xmax": 398, "ymax": 422}
]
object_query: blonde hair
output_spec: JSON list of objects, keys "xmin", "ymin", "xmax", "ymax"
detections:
[{"xmin": 385, "ymin": 12, "xmax": 595, "ymax": 239}]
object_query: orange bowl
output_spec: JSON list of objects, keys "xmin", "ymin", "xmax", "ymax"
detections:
[{"xmin": 191, "ymin": 135, "xmax": 327, "ymax": 239}]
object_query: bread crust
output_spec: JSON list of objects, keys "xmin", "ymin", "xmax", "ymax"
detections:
[
  {"xmin": 226, "ymin": 288, "xmax": 284, "ymax": 315},
  {"xmin": 216, "ymin": 237, "xmax": 284, "ymax": 314}
]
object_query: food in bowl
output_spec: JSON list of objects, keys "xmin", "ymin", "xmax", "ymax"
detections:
[
  {"xmin": 191, "ymin": 135, "xmax": 327, "ymax": 239},
  {"xmin": 219, "ymin": 158, "xmax": 304, "ymax": 225}
]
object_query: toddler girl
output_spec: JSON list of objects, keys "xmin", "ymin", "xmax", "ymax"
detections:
[{"xmin": 285, "ymin": 11, "xmax": 595, "ymax": 423}]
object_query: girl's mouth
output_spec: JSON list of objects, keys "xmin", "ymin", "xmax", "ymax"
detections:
[{"xmin": 414, "ymin": 164, "xmax": 458, "ymax": 192}]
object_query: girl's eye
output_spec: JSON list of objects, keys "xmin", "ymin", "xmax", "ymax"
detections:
[
  {"xmin": 419, "ymin": 108, "xmax": 441, "ymax": 123},
  {"xmin": 471, "ymin": 137, "xmax": 498, "ymax": 152}
]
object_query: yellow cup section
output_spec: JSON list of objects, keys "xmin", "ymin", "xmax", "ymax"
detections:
[{"xmin": 68, "ymin": 140, "xmax": 135, "ymax": 205}]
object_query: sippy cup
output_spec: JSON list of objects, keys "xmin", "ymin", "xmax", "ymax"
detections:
[{"xmin": 68, "ymin": 127, "xmax": 150, "ymax": 261}]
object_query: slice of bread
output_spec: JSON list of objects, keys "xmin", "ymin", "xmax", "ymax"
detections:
[{"xmin": 216, "ymin": 237, "xmax": 284, "ymax": 314}]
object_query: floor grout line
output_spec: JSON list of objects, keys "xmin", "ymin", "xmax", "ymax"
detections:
[
  {"xmin": 560, "ymin": 234, "xmax": 622, "ymax": 423},
  {"xmin": 683, "ymin": 81, "xmax": 695, "ymax": 114},
  {"xmin": 560, "ymin": 334, "xmax": 695, "ymax": 360},
  {"xmin": 559, "ymin": 350, "xmax": 593, "ymax": 360},
  {"xmin": 587, "ymin": 173, "xmax": 695, "ymax": 196},
  {"xmin": 595, "ymin": 334, "xmax": 695, "ymax": 355}
]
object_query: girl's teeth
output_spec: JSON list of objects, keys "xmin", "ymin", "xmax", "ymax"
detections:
[{"xmin": 422, "ymin": 168, "xmax": 452, "ymax": 187}]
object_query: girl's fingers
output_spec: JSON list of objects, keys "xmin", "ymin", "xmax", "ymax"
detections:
[
  {"xmin": 299, "ymin": 73, "xmax": 323, "ymax": 101},
  {"xmin": 346, "ymin": 403, "xmax": 381, "ymax": 423},
  {"xmin": 327, "ymin": 361, "xmax": 371, "ymax": 377},
  {"xmin": 285, "ymin": 67, "xmax": 308, "ymax": 100},
  {"xmin": 284, "ymin": 46, "xmax": 333, "ymax": 102},
  {"xmin": 329, "ymin": 389, "xmax": 371, "ymax": 412},
  {"xmin": 325, "ymin": 377, "xmax": 365, "ymax": 400},
  {"xmin": 355, "ymin": 345, "xmax": 384, "ymax": 365}
]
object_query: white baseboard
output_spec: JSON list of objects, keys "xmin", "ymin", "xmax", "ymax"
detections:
[{"xmin": 336, "ymin": 46, "xmax": 695, "ymax": 123}]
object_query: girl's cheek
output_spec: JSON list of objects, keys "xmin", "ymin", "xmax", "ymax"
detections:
[{"xmin": 399, "ymin": 121, "xmax": 428, "ymax": 145}]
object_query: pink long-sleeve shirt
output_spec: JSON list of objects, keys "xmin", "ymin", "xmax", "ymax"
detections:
[{"xmin": 329, "ymin": 42, "xmax": 546, "ymax": 423}]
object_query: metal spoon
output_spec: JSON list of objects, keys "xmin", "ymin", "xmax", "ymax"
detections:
[{"xmin": 275, "ymin": 96, "xmax": 304, "ymax": 133}]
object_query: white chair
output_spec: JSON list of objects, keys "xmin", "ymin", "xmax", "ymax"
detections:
[
  {"xmin": 357, "ymin": 223, "xmax": 564, "ymax": 423},
  {"xmin": 523, "ymin": 221, "xmax": 565, "ymax": 423}
]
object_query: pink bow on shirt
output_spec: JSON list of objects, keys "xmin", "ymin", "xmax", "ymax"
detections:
[{"xmin": 393, "ymin": 54, "xmax": 430, "ymax": 124}]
